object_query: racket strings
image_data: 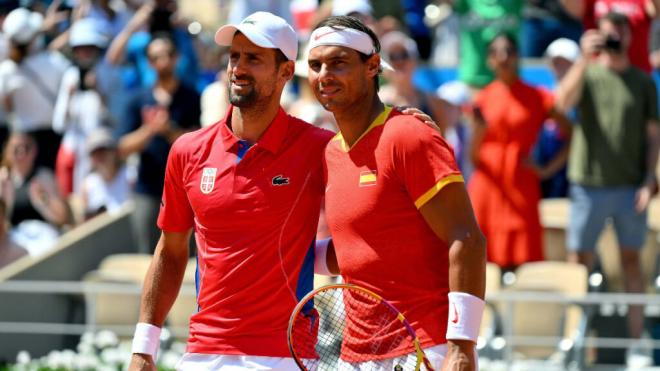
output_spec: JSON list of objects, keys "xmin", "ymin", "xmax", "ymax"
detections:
[{"xmin": 291, "ymin": 287, "xmax": 425, "ymax": 370}]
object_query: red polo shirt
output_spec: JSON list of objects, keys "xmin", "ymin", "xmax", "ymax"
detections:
[
  {"xmin": 323, "ymin": 106, "xmax": 464, "ymax": 361},
  {"xmin": 158, "ymin": 106, "xmax": 333, "ymax": 356}
]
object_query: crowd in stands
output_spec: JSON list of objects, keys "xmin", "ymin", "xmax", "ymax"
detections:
[{"xmin": 0, "ymin": 0, "xmax": 657, "ymax": 364}]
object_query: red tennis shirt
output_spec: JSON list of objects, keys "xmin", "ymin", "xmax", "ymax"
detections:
[
  {"xmin": 157, "ymin": 106, "xmax": 333, "ymax": 356},
  {"xmin": 323, "ymin": 106, "xmax": 464, "ymax": 360}
]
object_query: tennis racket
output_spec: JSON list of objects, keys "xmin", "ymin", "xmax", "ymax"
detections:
[{"xmin": 287, "ymin": 283, "xmax": 435, "ymax": 371}]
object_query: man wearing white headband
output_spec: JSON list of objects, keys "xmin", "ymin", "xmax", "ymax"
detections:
[{"xmin": 308, "ymin": 16, "xmax": 486, "ymax": 370}]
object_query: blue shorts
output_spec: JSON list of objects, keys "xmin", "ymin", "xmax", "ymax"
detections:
[{"xmin": 567, "ymin": 184, "xmax": 647, "ymax": 251}]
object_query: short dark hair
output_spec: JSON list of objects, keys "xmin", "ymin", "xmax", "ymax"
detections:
[
  {"xmin": 149, "ymin": 33, "xmax": 177, "ymax": 54},
  {"xmin": 274, "ymin": 48, "xmax": 288, "ymax": 66},
  {"xmin": 487, "ymin": 32, "xmax": 518, "ymax": 54},
  {"xmin": 314, "ymin": 16, "xmax": 381, "ymax": 92},
  {"xmin": 599, "ymin": 11, "xmax": 630, "ymax": 28}
]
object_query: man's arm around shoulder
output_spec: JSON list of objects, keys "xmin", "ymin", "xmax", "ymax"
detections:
[{"xmin": 129, "ymin": 229, "xmax": 192, "ymax": 371}]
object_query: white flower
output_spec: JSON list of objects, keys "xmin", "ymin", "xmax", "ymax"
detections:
[
  {"xmin": 160, "ymin": 327, "xmax": 172, "ymax": 342},
  {"xmin": 80, "ymin": 331, "xmax": 96, "ymax": 346},
  {"xmin": 74, "ymin": 353, "xmax": 100, "ymax": 370},
  {"xmin": 95, "ymin": 329, "xmax": 119, "ymax": 349},
  {"xmin": 46, "ymin": 350, "xmax": 65, "ymax": 369},
  {"xmin": 77, "ymin": 340, "xmax": 95, "ymax": 355},
  {"xmin": 15, "ymin": 350, "xmax": 30, "ymax": 364},
  {"xmin": 59, "ymin": 349, "xmax": 76, "ymax": 369},
  {"xmin": 159, "ymin": 350, "xmax": 180, "ymax": 369},
  {"xmin": 100, "ymin": 347, "xmax": 124, "ymax": 366},
  {"xmin": 170, "ymin": 341, "xmax": 187, "ymax": 354}
]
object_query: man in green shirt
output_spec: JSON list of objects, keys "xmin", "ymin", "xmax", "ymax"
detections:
[
  {"xmin": 452, "ymin": 0, "xmax": 524, "ymax": 88},
  {"xmin": 556, "ymin": 12, "xmax": 660, "ymax": 360}
]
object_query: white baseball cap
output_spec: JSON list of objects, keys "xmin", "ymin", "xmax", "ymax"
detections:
[
  {"xmin": 69, "ymin": 18, "xmax": 110, "ymax": 48},
  {"xmin": 214, "ymin": 11, "xmax": 298, "ymax": 61},
  {"xmin": 545, "ymin": 38, "xmax": 580, "ymax": 62},
  {"xmin": 3, "ymin": 7, "xmax": 43, "ymax": 45},
  {"xmin": 332, "ymin": 0, "xmax": 373, "ymax": 16},
  {"xmin": 436, "ymin": 80, "xmax": 471, "ymax": 107}
]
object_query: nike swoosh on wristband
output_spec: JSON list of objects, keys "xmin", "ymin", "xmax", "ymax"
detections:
[{"xmin": 451, "ymin": 303, "xmax": 459, "ymax": 324}]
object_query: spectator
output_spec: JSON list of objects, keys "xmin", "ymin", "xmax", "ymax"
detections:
[
  {"xmin": 116, "ymin": 35, "xmax": 200, "ymax": 254},
  {"xmin": 106, "ymin": 0, "xmax": 199, "ymax": 91},
  {"xmin": 568, "ymin": 0, "xmax": 659, "ymax": 72},
  {"xmin": 200, "ymin": 52, "xmax": 228, "ymax": 127},
  {"xmin": 0, "ymin": 198, "xmax": 27, "ymax": 269},
  {"xmin": 0, "ymin": 7, "xmax": 69, "ymax": 170},
  {"xmin": 53, "ymin": 17, "xmax": 116, "ymax": 196},
  {"xmin": 436, "ymin": 80, "xmax": 473, "ymax": 179},
  {"xmin": 521, "ymin": 0, "xmax": 583, "ymax": 57},
  {"xmin": 400, "ymin": 0, "xmax": 433, "ymax": 60},
  {"xmin": 533, "ymin": 38, "xmax": 581, "ymax": 198},
  {"xmin": 379, "ymin": 30, "xmax": 443, "ymax": 123},
  {"xmin": 0, "ymin": 132, "xmax": 70, "ymax": 255},
  {"xmin": 468, "ymin": 33, "xmax": 572, "ymax": 271},
  {"xmin": 81, "ymin": 128, "xmax": 131, "ymax": 220},
  {"xmin": 556, "ymin": 13, "xmax": 659, "ymax": 365},
  {"xmin": 330, "ymin": 0, "xmax": 379, "ymax": 34},
  {"xmin": 83, "ymin": 0, "xmax": 134, "ymax": 38},
  {"xmin": 451, "ymin": 0, "xmax": 524, "ymax": 88},
  {"xmin": 228, "ymin": 0, "xmax": 293, "ymax": 26}
]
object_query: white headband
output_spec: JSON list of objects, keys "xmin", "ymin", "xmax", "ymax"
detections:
[
  {"xmin": 309, "ymin": 26, "xmax": 376, "ymax": 55},
  {"xmin": 307, "ymin": 26, "xmax": 393, "ymax": 71}
]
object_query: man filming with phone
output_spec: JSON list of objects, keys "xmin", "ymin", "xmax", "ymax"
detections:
[{"xmin": 556, "ymin": 11, "xmax": 660, "ymax": 366}]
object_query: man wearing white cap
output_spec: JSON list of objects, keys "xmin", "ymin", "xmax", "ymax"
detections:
[
  {"xmin": 307, "ymin": 15, "xmax": 485, "ymax": 370},
  {"xmin": 128, "ymin": 11, "xmax": 334, "ymax": 371}
]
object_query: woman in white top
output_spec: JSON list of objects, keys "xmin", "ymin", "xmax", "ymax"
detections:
[
  {"xmin": 52, "ymin": 17, "xmax": 114, "ymax": 196},
  {"xmin": 0, "ymin": 8, "xmax": 69, "ymax": 170},
  {"xmin": 81, "ymin": 128, "xmax": 131, "ymax": 220}
]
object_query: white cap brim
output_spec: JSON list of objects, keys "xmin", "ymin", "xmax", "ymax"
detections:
[{"xmin": 215, "ymin": 24, "xmax": 274, "ymax": 49}]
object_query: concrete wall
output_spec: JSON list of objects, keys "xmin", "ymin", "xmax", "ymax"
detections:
[{"xmin": 0, "ymin": 204, "xmax": 136, "ymax": 362}]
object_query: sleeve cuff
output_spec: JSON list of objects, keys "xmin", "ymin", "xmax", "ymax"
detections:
[{"xmin": 414, "ymin": 174, "xmax": 464, "ymax": 209}]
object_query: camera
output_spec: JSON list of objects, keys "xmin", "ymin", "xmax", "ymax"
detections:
[{"xmin": 603, "ymin": 36, "xmax": 622, "ymax": 52}]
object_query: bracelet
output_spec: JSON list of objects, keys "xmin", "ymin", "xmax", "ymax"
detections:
[
  {"xmin": 446, "ymin": 292, "xmax": 485, "ymax": 343},
  {"xmin": 131, "ymin": 322, "xmax": 161, "ymax": 358},
  {"xmin": 314, "ymin": 238, "xmax": 336, "ymax": 276}
]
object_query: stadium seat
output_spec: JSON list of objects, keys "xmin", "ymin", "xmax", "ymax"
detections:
[
  {"xmin": 504, "ymin": 261, "xmax": 588, "ymax": 366},
  {"xmin": 167, "ymin": 258, "xmax": 198, "ymax": 341},
  {"xmin": 82, "ymin": 254, "xmax": 153, "ymax": 337},
  {"xmin": 479, "ymin": 263, "xmax": 502, "ymax": 356}
]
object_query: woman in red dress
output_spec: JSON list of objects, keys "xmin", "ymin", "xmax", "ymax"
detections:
[{"xmin": 468, "ymin": 33, "xmax": 573, "ymax": 270}]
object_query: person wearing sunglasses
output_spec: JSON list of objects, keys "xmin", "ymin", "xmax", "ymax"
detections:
[{"xmin": 468, "ymin": 33, "xmax": 573, "ymax": 272}]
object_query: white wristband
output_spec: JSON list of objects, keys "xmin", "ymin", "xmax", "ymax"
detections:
[
  {"xmin": 314, "ymin": 238, "xmax": 337, "ymax": 276},
  {"xmin": 446, "ymin": 292, "xmax": 485, "ymax": 343},
  {"xmin": 131, "ymin": 322, "xmax": 161, "ymax": 358}
]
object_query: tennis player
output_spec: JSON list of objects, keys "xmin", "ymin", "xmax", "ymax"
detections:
[
  {"xmin": 308, "ymin": 16, "xmax": 487, "ymax": 370},
  {"xmin": 127, "ymin": 12, "xmax": 334, "ymax": 371}
]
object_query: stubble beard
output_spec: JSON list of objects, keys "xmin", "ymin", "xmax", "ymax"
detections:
[{"xmin": 229, "ymin": 87, "xmax": 258, "ymax": 108}]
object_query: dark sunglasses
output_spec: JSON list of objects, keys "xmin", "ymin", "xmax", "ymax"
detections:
[
  {"xmin": 488, "ymin": 46, "xmax": 517, "ymax": 56},
  {"xmin": 388, "ymin": 51, "xmax": 410, "ymax": 62}
]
